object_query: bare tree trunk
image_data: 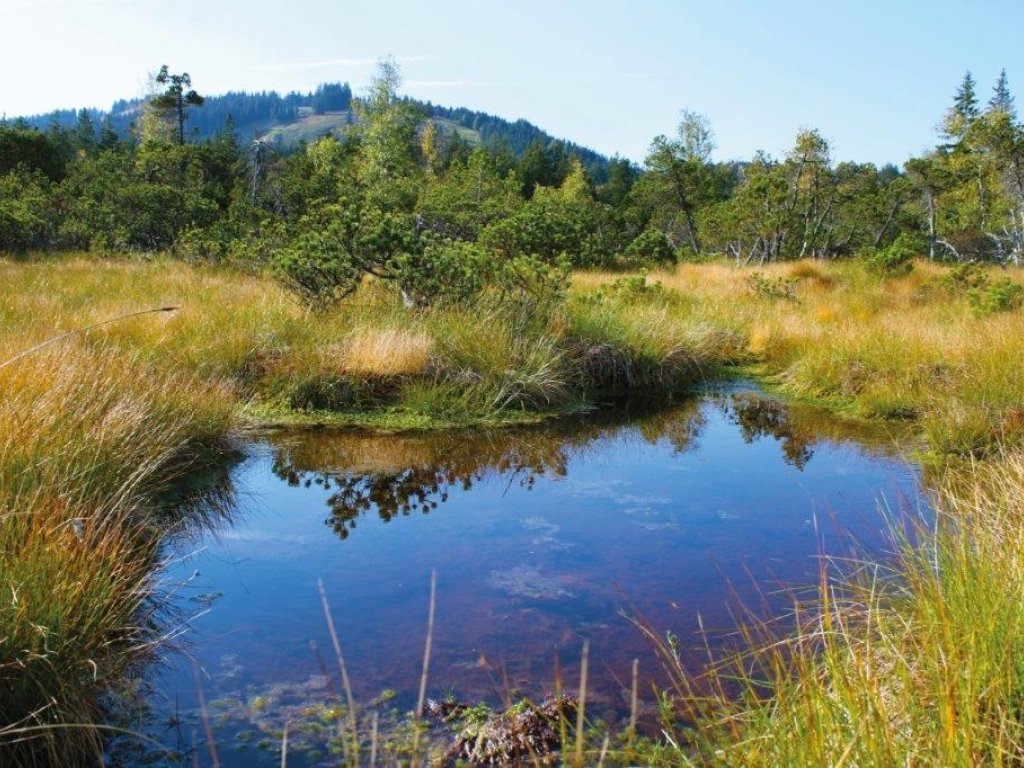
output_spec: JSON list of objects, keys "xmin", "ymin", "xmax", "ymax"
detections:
[
  {"xmin": 927, "ymin": 191, "xmax": 937, "ymax": 260},
  {"xmin": 872, "ymin": 200, "xmax": 900, "ymax": 249}
]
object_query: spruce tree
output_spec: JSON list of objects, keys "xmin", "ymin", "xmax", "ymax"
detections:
[
  {"xmin": 954, "ymin": 71, "xmax": 980, "ymax": 121},
  {"xmin": 942, "ymin": 71, "xmax": 981, "ymax": 144},
  {"xmin": 989, "ymin": 69, "xmax": 1016, "ymax": 117}
]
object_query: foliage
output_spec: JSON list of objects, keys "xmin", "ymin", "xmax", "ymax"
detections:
[
  {"xmin": 0, "ymin": 169, "xmax": 54, "ymax": 252},
  {"xmin": 149, "ymin": 65, "xmax": 205, "ymax": 145},
  {"xmin": 271, "ymin": 205, "xmax": 366, "ymax": 309},
  {"xmin": 747, "ymin": 270, "xmax": 798, "ymax": 299},
  {"xmin": 969, "ymin": 276, "xmax": 1024, "ymax": 315},
  {"xmin": 937, "ymin": 261, "xmax": 989, "ymax": 300},
  {"xmin": 8, "ymin": 65, "xmax": 1024, "ymax": 289},
  {"xmin": 865, "ymin": 232, "xmax": 919, "ymax": 276},
  {"xmin": 0, "ymin": 124, "xmax": 66, "ymax": 180},
  {"xmin": 623, "ymin": 228, "xmax": 676, "ymax": 265}
]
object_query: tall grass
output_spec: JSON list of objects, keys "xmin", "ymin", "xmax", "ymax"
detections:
[
  {"xmin": 577, "ymin": 259, "xmax": 1024, "ymax": 457},
  {"xmin": 0, "ymin": 256, "xmax": 723, "ymax": 427},
  {"xmin": 0, "ymin": 339, "xmax": 233, "ymax": 764},
  {"xmin": 638, "ymin": 451, "xmax": 1024, "ymax": 766}
]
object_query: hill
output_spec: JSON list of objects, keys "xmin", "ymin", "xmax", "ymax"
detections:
[{"xmin": 16, "ymin": 82, "xmax": 612, "ymax": 181}]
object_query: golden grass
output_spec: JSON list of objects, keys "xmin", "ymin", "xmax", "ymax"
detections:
[
  {"xmin": 0, "ymin": 340, "xmax": 234, "ymax": 764},
  {"xmin": 339, "ymin": 326, "xmax": 433, "ymax": 377},
  {"xmin": 576, "ymin": 259, "xmax": 1024, "ymax": 456}
]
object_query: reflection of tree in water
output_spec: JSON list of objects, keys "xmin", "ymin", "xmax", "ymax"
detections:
[
  {"xmin": 724, "ymin": 393, "xmax": 815, "ymax": 469},
  {"xmin": 272, "ymin": 432, "xmax": 567, "ymax": 539},
  {"xmin": 270, "ymin": 398, "xmax": 708, "ymax": 542},
  {"xmin": 310, "ymin": 463, "xmax": 546, "ymax": 540}
]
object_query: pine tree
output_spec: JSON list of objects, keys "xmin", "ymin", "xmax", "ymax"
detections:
[
  {"xmin": 98, "ymin": 115, "xmax": 119, "ymax": 150},
  {"xmin": 150, "ymin": 65, "xmax": 204, "ymax": 145},
  {"xmin": 74, "ymin": 109, "xmax": 96, "ymax": 154}
]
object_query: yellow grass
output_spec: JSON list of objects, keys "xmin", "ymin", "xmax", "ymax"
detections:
[
  {"xmin": 576, "ymin": 259, "xmax": 1024, "ymax": 457},
  {"xmin": 339, "ymin": 326, "xmax": 433, "ymax": 376}
]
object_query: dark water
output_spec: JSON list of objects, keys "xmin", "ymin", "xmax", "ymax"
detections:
[{"xmin": 121, "ymin": 387, "xmax": 925, "ymax": 765}]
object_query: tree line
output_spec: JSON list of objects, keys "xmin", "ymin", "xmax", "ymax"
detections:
[{"xmin": 1, "ymin": 63, "xmax": 1021, "ymax": 308}]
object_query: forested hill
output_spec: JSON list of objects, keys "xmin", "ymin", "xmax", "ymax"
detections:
[{"xmin": 16, "ymin": 82, "xmax": 612, "ymax": 180}]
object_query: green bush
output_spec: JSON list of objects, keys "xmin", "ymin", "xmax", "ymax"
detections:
[
  {"xmin": 623, "ymin": 229, "xmax": 676, "ymax": 266},
  {"xmin": 272, "ymin": 208, "xmax": 363, "ymax": 310},
  {"xmin": 865, "ymin": 233, "xmax": 917, "ymax": 276},
  {"xmin": 393, "ymin": 238, "xmax": 491, "ymax": 307},
  {"xmin": 939, "ymin": 261, "xmax": 989, "ymax": 294},
  {"xmin": 970, "ymin": 277, "xmax": 1024, "ymax": 316}
]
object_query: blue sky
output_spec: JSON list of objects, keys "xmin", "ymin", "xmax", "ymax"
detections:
[{"xmin": 2, "ymin": 0, "xmax": 1021, "ymax": 164}]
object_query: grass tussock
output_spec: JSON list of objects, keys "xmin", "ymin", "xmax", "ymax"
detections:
[
  {"xmin": 0, "ymin": 340, "xmax": 234, "ymax": 764},
  {"xmin": 339, "ymin": 325, "xmax": 433, "ymax": 377}
]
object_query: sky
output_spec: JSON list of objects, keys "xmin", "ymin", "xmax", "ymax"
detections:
[{"xmin": 2, "ymin": 0, "xmax": 1022, "ymax": 165}]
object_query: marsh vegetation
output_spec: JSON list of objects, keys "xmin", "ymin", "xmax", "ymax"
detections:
[{"xmin": 4, "ymin": 61, "xmax": 1024, "ymax": 766}]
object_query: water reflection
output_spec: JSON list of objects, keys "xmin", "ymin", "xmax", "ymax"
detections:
[
  {"xmin": 728, "ymin": 393, "xmax": 815, "ymax": 468},
  {"xmin": 268, "ymin": 393, "xmax": 908, "ymax": 545},
  {"xmin": 137, "ymin": 387, "xmax": 924, "ymax": 766}
]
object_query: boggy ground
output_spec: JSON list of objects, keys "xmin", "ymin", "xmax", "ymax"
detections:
[{"xmin": 2, "ymin": 253, "xmax": 1024, "ymax": 765}]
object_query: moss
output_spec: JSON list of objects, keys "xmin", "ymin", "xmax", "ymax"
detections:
[{"xmin": 239, "ymin": 399, "xmax": 593, "ymax": 433}]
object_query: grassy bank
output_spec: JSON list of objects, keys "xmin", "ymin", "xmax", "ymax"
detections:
[
  {"xmin": 3, "ymin": 253, "xmax": 1024, "ymax": 764},
  {"xmin": 576, "ymin": 259, "xmax": 1024, "ymax": 459},
  {"xmin": 0, "ymin": 343, "xmax": 234, "ymax": 764},
  {"xmin": 0, "ymin": 256, "xmax": 739, "ymax": 428}
]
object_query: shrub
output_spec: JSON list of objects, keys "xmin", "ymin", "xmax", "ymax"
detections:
[
  {"xmin": 865, "ymin": 233, "xmax": 917, "ymax": 276},
  {"xmin": 394, "ymin": 238, "xmax": 492, "ymax": 307},
  {"xmin": 748, "ymin": 271, "xmax": 798, "ymax": 300},
  {"xmin": 939, "ymin": 261, "xmax": 989, "ymax": 294},
  {"xmin": 271, "ymin": 206, "xmax": 363, "ymax": 311},
  {"xmin": 623, "ymin": 229, "xmax": 676, "ymax": 266},
  {"xmin": 970, "ymin": 277, "xmax": 1024, "ymax": 316}
]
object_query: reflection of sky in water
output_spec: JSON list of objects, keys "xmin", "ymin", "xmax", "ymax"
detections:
[{"xmin": 140, "ymin": 391, "xmax": 926, "ymax": 765}]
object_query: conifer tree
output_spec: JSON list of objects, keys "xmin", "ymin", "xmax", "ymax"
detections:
[
  {"xmin": 954, "ymin": 71, "xmax": 980, "ymax": 121},
  {"xmin": 989, "ymin": 69, "xmax": 1016, "ymax": 118},
  {"xmin": 150, "ymin": 65, "xmax": 204, "ymax": 145}
]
